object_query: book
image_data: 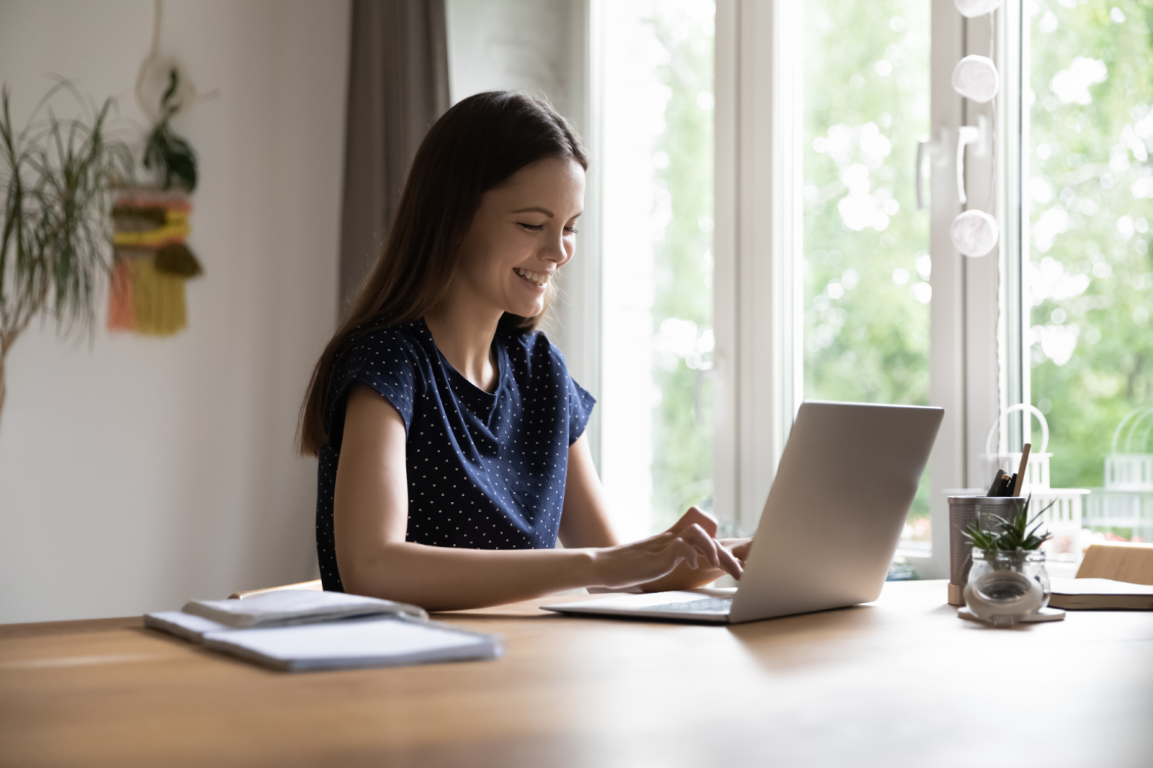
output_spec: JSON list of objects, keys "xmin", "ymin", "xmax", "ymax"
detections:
[
  {"xmin": 182, "ymin": 589, "xmax": 427, "ymax": 628},
  {"xmin": 1048, "ymin": 578, "xmax": 1153, "ymax": 611}
]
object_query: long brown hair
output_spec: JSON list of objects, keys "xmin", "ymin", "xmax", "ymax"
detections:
[{"xmin": 298, "ymin": 91, "xmax": 588, "ymax": 456}]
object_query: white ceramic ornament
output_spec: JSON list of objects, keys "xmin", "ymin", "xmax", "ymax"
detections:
[
  {"xmin": 951, "ymin": 210, "xmax": 999, "ymax": 257},
  {"xmin": 954, "ymin": 0, "xmax": 1004, "ymax": 18},
  {"xmin": 952, "ymin": 56, "xmax": 1000, "ymax": 103}
]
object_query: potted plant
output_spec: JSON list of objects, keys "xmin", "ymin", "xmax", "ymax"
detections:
[
  {"xmin": 961, "ymin": 496, "xmax": 1055, "ymax": 626},
  {"xmin": 0, "ymin": 83, "xmax": 132, "ymax": 430}
]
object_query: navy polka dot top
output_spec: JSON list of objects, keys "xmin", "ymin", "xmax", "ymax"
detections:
[{"xmin": 315, "ymin": 318, "xmax": 596, "ymax": 592}]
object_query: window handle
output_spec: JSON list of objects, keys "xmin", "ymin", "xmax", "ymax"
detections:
[
  {"xmin": 955, "ymin": 126, "xmax": 981, "ymax": 205},
  {"xmin": 916, "ymin": 133, "xmax": 942, "ymax": 210},
  {"xmin": 954, "ymin": 117, "xmax": 989, "ymax": 206}
]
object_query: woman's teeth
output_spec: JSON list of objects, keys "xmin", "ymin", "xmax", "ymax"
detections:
[{"xmin": 514, "ymin": 268, "xmax": 549, "ymax": 287}]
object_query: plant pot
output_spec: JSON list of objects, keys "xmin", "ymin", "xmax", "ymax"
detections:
[{"xmin": 962, "ymin": 549, "xmax": 1051, "ymax": 627}]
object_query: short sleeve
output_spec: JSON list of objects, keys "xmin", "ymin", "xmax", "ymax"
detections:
[
  {"xmin": 538, "ymin": 337, "xmax": 596, "ymax": 445},
  {"xmin": 566, "ymin": 374, "xmax": 596, "ymax": 445},
  {"xmin": 324, "ymin": 329, "xmax": 421, "ymax": 450}
]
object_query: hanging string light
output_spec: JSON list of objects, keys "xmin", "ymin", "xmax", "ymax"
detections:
[
  {"xmin": 952, "ymin": 55, "xmax": 999, "ymax": 104},
  {"xmin": 949, "ymin": 0, "xmax": 1003, "ymax": 258},
  {"xmin": 954, "ymin": 0, "xmax": 1003, "ymax": 19}
]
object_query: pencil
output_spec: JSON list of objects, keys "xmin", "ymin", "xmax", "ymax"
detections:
[{"xmin": 1013, "ymin": 443, "xmax": 1031, "ymax": 497}]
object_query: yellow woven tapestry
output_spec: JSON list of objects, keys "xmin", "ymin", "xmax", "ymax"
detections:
[{"xmin": 107, "ymin": 188, "xmax": 203, "ymax": 337}]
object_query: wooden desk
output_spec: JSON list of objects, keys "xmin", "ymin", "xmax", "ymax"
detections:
[{"xmin": 2, "ymin": 581, "xmax": 1151, "ymax": 768}]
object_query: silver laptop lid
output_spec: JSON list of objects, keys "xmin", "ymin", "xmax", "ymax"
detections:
[{"xmin": 728, "ymin": 401, "xmax": 942, "ymax": 623}]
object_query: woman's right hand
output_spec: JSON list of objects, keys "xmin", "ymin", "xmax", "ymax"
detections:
[{"xmin": 591, "ymin": 518, "xmax": 744, "ymax": 590}]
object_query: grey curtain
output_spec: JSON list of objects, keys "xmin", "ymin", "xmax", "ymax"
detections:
[{"xmin": 339, "ymin": 0, "xmax": 450, "ymax": 311}]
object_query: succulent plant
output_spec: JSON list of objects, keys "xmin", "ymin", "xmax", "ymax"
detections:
[{"xmin": 963, "ymin": 495, "xmax": 1055, "ymax": 553}]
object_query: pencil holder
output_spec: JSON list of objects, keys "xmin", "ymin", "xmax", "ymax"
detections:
[{"xmin": 947, "ymin": 495, "xmax": 1024, "ymax": 606}]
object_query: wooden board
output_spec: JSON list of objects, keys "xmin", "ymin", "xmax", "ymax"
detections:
[{"xmin": 2, "ymin": 581, "xmax": 1151, "ymax": 768}]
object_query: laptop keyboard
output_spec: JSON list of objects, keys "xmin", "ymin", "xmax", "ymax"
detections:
[{"xmin": 645, "ymin": 596, "xmax": 733, "ymax": 614}]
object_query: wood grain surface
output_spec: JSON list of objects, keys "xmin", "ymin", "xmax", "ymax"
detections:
[
  {"xmin": 1076, "ymin": 542, "xmax": 1153, "ymax": 585},
  {"xmin": 2, "ymin": 581, "xmax": 1151, "ymax": 768}
]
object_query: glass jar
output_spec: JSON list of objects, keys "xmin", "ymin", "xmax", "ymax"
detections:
[{"xmin": 963, "ymin": 549, "xmax": 1050, "ymax": 627}]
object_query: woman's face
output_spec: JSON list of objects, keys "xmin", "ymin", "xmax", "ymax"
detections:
[{"xmin": 453, "ymin": 156, "xmax": 585, "ymax": 320}]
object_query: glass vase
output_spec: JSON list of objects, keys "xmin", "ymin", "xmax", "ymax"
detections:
[{"xmin": 963, "ymin": 549, "xmax": 1050, "ymax": 627}]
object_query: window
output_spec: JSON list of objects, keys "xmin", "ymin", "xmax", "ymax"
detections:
[
  {"xmin": 802, "ymin": 1, "xmax": 933, "ymax": 553},
  {"xmin": 1024, "ymin": 0, "xmax": 1153, "ymax": 543},
  {"xmin": 584, "ymin": 0, "xmax": 1153, "ymax": 574},
  {"xmin": 597, "ymin": 0, "xmax": 716, "ymax": 540}
]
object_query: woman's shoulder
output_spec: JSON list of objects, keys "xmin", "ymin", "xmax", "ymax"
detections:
[
  {"xmin": 503, "ymin": 327, "xmax": 571, "ymax": 374},
  {"xmin": 343, "ymin": 319, "xmax": 433, "ymax": 366},
  {"xmin": 331, "ymin": 320, "xmax": 437, "ymax": 397}
]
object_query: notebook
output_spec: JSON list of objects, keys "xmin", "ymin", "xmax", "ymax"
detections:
[
  {"xmin": 144, "ymin": 610, "xmax": 230, "ymax": 642},
  {"xmin": 182, "ymin": 589, "xmax": 427, "ymax": 628},
  {"xmin": 146, "ymin": 590, "xmax": 502, "ymax": 672},
  {"xmin": 201, "ymin": 615, "xmax": 502, "ymax": 672},
  {"xmin": 1048, "ymin": 578, "xmax": 1153, "ymax": 611}
]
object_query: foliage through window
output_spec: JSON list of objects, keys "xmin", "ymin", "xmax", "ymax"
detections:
[
  {"xmin": 1027, "ymin": 0, "xmax": 1153, "ymax": 542},
  {"xmin": 803, "ymin": 0, "xmax": 933, "ymax": 550},
  {"xmin": 600, "ymin": 0, "xmax": 714, "ymax": 539}
]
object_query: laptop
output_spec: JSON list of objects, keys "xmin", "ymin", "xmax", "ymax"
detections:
[{"xmin": 543, "ymin": 401, "xmax": 944, "ymax": 624}]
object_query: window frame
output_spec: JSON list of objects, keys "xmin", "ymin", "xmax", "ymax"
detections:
[
  {"xmin": 713, "ymin": 0, "xmax": 1009, "ymax": 578},
  {"xmin": 581, "ymin": 0, "xmax": 1031, "ymax": 579}
]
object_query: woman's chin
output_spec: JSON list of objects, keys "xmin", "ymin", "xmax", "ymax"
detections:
[{"xmin": 506, "ymin": 301, "xmax": 545, "ymax": 320}]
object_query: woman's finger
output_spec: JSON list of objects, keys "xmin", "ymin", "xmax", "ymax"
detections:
[
  {"xmin": 666, "ymin": 506, "xmax": 718, "ymax": 538},
  {"xmin": 722, "ymin": 538, "xmax": 753, "ymax": 564},
  {"xmin": 716, "ymin": 543, "xmax": 744, "ymax": 580},
  {"xmin": 678, "ymin": 524, "xmax": 722, "ymax": 569},
  {"xmin": 670, "ymin": 538, "xmax": 701, "ymax": 570}
]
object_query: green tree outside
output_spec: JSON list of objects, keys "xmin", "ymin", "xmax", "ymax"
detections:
[
  {"xmin": 803, "ymin": 0, "xmax": 933, "ymax": 533},
  {"xmin": 649, "ymin": 1, "xmax": 716, "ymax": 533},
  {"xmin": 1028, "ymin": 0, "xmax": 1153, "ymax": 507}
]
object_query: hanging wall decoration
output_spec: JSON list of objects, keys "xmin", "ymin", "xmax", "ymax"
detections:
[
  {"xmin": 110, "ymin": 188, "xmax": 200, "ymax": 335},
  {"xmin": 108, "ymin": 0, "xmax": 206, "ymax": 338}
]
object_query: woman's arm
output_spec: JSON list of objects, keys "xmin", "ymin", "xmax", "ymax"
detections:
[
  {"xmin": 333, "ymin": 385, "xmax": 739, "ymax": 611},
  {"xmin": 559, "ymin": 435, "xmax": 747, "ymax": 591}
]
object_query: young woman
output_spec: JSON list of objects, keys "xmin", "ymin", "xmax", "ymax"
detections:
[{"xmin": 299, "ymin": 91, "xmax": 749, "ymax": 611}]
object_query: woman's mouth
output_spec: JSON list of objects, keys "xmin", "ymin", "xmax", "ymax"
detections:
[{"xmin": 513, "ymin": 268, "xmax": 550, "ymax": 287}]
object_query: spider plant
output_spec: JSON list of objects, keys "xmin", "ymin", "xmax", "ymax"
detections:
[{"xmin": 0, "ymin": 82, "xmax": 133, "ymax": 432}]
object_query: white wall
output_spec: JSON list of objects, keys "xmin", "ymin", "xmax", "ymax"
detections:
[
  {"xmin": 447, "ymin": 0, "xmax": 585, "ymax": 121},
  {"xmin": 446, "ymin": 0, "xmax": 602, "ymax": 466},
  {"xmin": 0, "ymin": 0, "xmax": 350, "ymax": 623}
]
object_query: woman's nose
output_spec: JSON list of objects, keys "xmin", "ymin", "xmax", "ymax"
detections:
[{"xmin": 540, "ymin": 233, "xmax": 569, "ymax": 265}]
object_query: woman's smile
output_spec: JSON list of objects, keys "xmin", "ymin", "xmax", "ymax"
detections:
[{"xmin": 513, "ymin": 267, "xmax": 551, "ymax": 288}]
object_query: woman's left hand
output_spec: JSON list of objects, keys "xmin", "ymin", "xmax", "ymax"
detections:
[{"xmin": 720, "ymin": 537, "xmax": 753, "ymax": 567}]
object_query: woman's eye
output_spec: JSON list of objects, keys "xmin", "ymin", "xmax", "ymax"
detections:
[
  {"xmin": 565, "ymin": 227, "xmax": 579, "ymax": 235},
  {"xmin": 518, "ymin": 223, "xmax": 544, "ymax": 232}
]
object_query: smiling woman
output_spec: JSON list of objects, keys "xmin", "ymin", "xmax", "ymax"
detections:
[{"xmin": 297, "ymin": 92, "xmax": 749, "ymax": 611}]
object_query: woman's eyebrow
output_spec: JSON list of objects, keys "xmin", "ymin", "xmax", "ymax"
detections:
[{"xmin": 510, "ymin": 207, "xmax": 583, "ymax": 219}]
